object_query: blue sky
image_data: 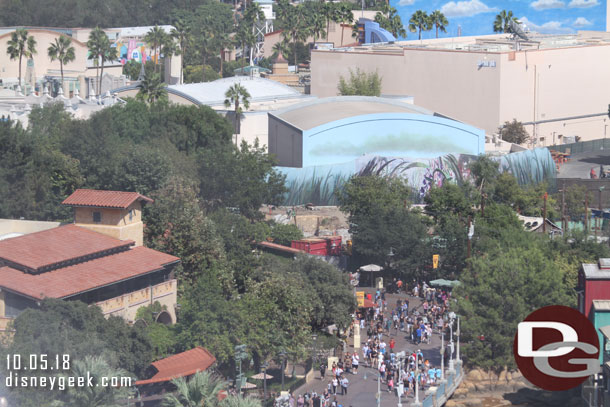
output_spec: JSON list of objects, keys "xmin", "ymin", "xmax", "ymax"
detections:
[{"xmin": 391, "ymin": 0, "xmax": 606, "ymax": 38}]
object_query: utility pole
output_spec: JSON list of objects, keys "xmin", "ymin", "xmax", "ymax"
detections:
[
  {"xmin": 440, "ymin": 330, "xmax": 445, "ymax": 380},
  {"xmin": 561, "ymin": 182, "xmax": 566, "ymax": 233},
  {"xmin": 542, "ymin": 192, "xmax": 547, "ymax": 233},
  {"xmin": 467, "ymin": 216, "xmax": 472, "ymax": 259},
  {"xmin": 585, "ymin": 192, "xmax": 589, "ymax": 237},
  {"xmin": 600, "ymin": 187, "xmax": 605, "ymax": 241}
]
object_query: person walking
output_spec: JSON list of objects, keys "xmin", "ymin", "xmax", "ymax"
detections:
[
  {"xmin": 351, "ymin": 352, "xmax": 359, "ymax": 374},
  {"xmin": 332, "ymin": 377, "xmax": 338, "ymax": 395},
  {"xmin": 320, "ymin": 363, "xmax": 327, "ymax": 380},
  {"xmin": 297, "ymin": 395, "xmax": 305, "ymax": 407},
  {"xmin": 340, "ymin": 376, "xmax": 349, "ymax": 395}
]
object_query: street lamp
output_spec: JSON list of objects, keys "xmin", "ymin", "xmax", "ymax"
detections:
[
  {"xmin": 396, "ymin": 351, "xmax": 405, "ymax": 407},
  {"xmin": 261, "ymin": 362, "xmax": 269, "ymax": 399},
  {"xmin": 448, "ymin": 312, "xmax": 456, "ymax": 372},
  {"xmin": 440, "ymin": 329, "xmax": 445, "ymax": 381},
  {"xmin": 279, "ymin": 350, "xmax": 287, "ymax": 392},
  {"xmin": 235, "ymin": 345, "xmax": 248, "ymax": 395}
]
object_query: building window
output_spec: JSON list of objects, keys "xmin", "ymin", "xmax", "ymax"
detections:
[{"xmin": 93, "ymin": 211, "xmax": 102, "ymax": 223}]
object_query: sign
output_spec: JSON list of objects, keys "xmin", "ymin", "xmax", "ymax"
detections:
[
  {"xmin": 432, "ymin": 254, "xmax": 439, "ymax": 269},
  {"xmin": 356, "ymin": 291, "xmax": 365, "ymax": 307},
  {"xmin": 513, "ymin": 305, "xmax": 599, "ymax": 391}
]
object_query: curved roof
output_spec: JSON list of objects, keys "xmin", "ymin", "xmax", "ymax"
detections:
[
  {"xmin": 167, "ymin": 76, "xmax": 302, "ymax": 106},
  {"xmin": 273, "ymin": 96, "xmax": 436, "ymax": 131}
]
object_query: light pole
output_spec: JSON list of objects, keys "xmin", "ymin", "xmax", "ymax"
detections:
[
  {"xmin": 456, "ymin": 316, "xmax": 461, "ymax": 364},
  {"xmin": 440, "ymin": 329, "xmax": 445, "ymax": 381},
  {"xmin": 235, "ymin": 344, "xmax": 247, "ymax": 395},
  {"xmin": 262, "ymin": 362, "xmax": 269, "ymax": 400},
  {"xmin": 448, "ymin": 312, "xmax": 456, "ymax": 372},
  {"xmin": 279, "ymin": 350, "xmax": 287, "ymax": 392},
  {"xmin": 396, "ymin": 351, "xmax": 405, "ymax": 407}
]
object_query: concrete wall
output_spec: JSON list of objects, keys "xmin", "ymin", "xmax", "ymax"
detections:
[
  {"xmin": 0, "ymin": 219, "xmax": 61, "ymax": 235},
  {"xmin": 311, "ymin": 41, "xmax": 610, "ymax": 143}
]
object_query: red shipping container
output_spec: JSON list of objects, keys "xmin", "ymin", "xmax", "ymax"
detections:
[{"xmin": 291, "ymin": 238, "xmax": 328, "ymax": 255}]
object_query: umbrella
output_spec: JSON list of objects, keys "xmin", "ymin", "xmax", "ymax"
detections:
[
  {"xmin": 250, "ymin": 372, "xmax": 274, "ymax": 380},
  {"xmin": 429, "ymin": 279, "xmax": 461, "ymax": 288},
  {"xmin": 241, "ymin": 382, "xmax": 257, "ymax": 389},
  {"xmin": 360, "ymin": 264, "xmax": 383, "ymax": 272}
]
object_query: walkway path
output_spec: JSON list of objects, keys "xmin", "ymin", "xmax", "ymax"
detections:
[{"xmin": 294, "ymin": 288, "xmax": 450, "ymax": 407}]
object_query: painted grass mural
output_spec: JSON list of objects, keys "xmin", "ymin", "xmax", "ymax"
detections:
[{"xmin": 280, "ymin": 148, "xmax": 556, "ymax": 206}]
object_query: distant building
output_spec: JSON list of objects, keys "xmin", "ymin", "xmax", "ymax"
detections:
[
  {"xmin": 135, "ymin": 347, "xmax": 217, "ymax": 406},
  {"xmin": 0, "ymin": 189, "xmax": 180, "ymax": 334},
  {"xmin": 579, "ymin": 259, "xmax": 610, "ymax": 319},
  {"xmin": 311, "ymin": 31, "xmax": 610, "ymax": 145}
]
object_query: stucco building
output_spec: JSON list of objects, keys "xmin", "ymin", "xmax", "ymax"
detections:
[
  {"xmin": 310, "ymin": 31, "xmax": 610, "ymax": 145},
  {"xmin": 0, "ymin": 189, "xmax": 180, "ymax": 334}
]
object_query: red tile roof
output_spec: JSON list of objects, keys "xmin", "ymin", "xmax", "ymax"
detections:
[
  {"xmin": 62, "ymin": 189, "xmax": 153, "ymax": 209},
  {"xmin": 136, "ymin": 347, "xmax": 216, "ymax": 386},
  {"xmin": 0, "ymin": 224, "xmax": 134, "ymax": 272},
  {"xmin": 257, "ymin": 241, "xmax": 305, "ymax": 255},
  {"xmin": 0, "ymin": 246, "xmax": 179, "ymax": 299}
]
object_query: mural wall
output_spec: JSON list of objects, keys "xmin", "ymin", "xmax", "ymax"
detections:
[{"xmin": 277, "ymin": 112, "xmax": 556, "ymax": 205}]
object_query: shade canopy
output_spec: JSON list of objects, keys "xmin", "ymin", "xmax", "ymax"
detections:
[
  {"xmin": 250, "ymin": 372, "xmax": 274, "ymax": 380},
  {"xmin": 429, "ymin": 279, "xmax": 460, "ymax": 288},
  {"xmin": 242, "ymin": 382, "xmax": 257, "ymax": 389},
  {"xmin": 360, "ymin": 264, "xmax": 383, "ymax": 272}
]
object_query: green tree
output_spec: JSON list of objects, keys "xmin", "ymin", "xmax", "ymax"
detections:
[
  {"xmin": 337, "ymin": 68, "xmax": 382, "ymax": 96},
  {"xmin": 224, "ymin": 83, "xmax": 251, "ymax": 141},
  {"xmin": 270, "ymin": 222, "xmax": 303, "ymax": 246},
  {"xmin": 162, "ymin": 35, "xmax": 180, "ymax": 79},
  {"xmin": 53, "ymin": 356, "xmax": 133, "ymax": 407},
  {"xmin": 408, "ymin": 10, "xmax": 431, "ymax": 40},
  {"xmin": 493, "ymin": 10, "xmax": 519, "ymax": 33},
  {"xmin": 281, "ymin": 3, "xmax": 311, "ymax": 72},
  {"xmin": 456, "ymin": 244, "xmax": 573, "ymax": 369},
  {"xmin": 374, "ymin": 6, "xmax": 407, "ymax": 38},
  {"xmin": 47, "ymin": 35, "xmax": 75, "ymax": 86},
  {"xmin": 216, "ymin": 32, "xmax": 235, "ymax": 76},
  {"xmin": 498, "ymin": 119, "xmax": 530, "ymax": 145},
  {"xmin": 338, "ymin": 2, "xmax": 354, "ymax": 46},
  {"xmin": 162, "ymin": 371, "xmax": 226, "ymax": 407},
  {"xmin": 429, "ymin": 10, "xmax": 448, "ymax": 38},
  {"xmin": 87, "ymin": 27, "xmax": 117, "ymax": 95},
  {"xmin": 220, "ymin": 395, "xmax": 263, "ymax": 407},
  {"xmin": 171, "ymin": 17, "xmax": 192, "ymax": 84},
  {"xmin": 144, "ymin": 25, "xmax": 168, "ymax": 73},
  {"xmin": 6, "ymin": 28, "xmax": 37, "ymax": 88},
  {"xmin": 198, "ymin": 140, "xmax": 287, "ymax": 220},
  {"xmin": 137, "ymin": 71, "xmax": 168, "ymax": 103}
]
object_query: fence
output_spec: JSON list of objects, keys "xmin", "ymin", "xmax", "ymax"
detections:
[
  {"xmin": 549, "ymin": 138, "xmax": 610, "ymax": 155},
  {"xmin": 414, "ymin": 361, "xmax": 464, "ymax": 407}
]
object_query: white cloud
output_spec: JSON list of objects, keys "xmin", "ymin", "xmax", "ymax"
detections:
[
  {"xmin": 440, "ymin": 0, "xmax": 498, "ymax": 17},
  {"xmin": 519, "ymin": 16, "xmax": 574, "ymax": 34},
  {"xmin": 398, "ymin": 0, "xmax": 415, "ymax": 5},
  {"xmin": 573, "ymin": 16, "xmax": 593, "ymax": 27},
  {"xmin": 568, "ymin": 0, "xmax": 599, "ymax": 8},
  {"xmin": 530, "ymin": 0, "xmax": 565, "ymax": 10}
]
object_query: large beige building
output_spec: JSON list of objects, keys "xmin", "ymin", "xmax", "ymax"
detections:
[{"xmin": 311, "ymin": 31, "xmax": 610, "ymax": 146}]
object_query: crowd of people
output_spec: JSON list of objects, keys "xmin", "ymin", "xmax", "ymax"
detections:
[{"xmin": 279, "ymin": 280, "xmax": 457, "ymax": 407}]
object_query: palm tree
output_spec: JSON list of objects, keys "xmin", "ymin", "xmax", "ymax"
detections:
[
  {"xmin": 144, "ymin": 25, "xmax": 168, "ymax": 72},
  {"xmin": 171, "ymin": 18, "xmax": 192, "ymax": 84},
  {"xmin": 47, "ymin": 35, "xmax": 75, "ymax": 86},
  {"xmin": 162, "ymin": 36, "xmax": 179, "ymax": 82},
  {"xmin": 338, "ymin": 3, "xmax": 354, "ymax": 46},
  {"xmin": 216, "ymin": 32, "xmax": 235, "ymax": 76},
  {"xmin": 311, "ymin": 12, "xmax": 327, "ymax": 44},
  {"xmin": 235, "ymin": 24, "xmax": 253, "ymax": 69},
  {"xmin": 281, "ymin": 5, "xmax": 310, "ymax": 72},
  {"xmin": 243, "ymin": 2, "xmax": 265, "ymax": 65},
  {"xmin": 220, "ymin": 395, "xmax": 262, "ymax": 407},
  {"xmin": 323, "ymin": 2, "xmax": 341, "ymax": 42},
  {"xmin": 429, "ymin": 10, "xmax": 448, "ymax": 38},
  {"xmin": 162, "ymin": 371, "xmax": 226, "ymax": 407},
  {"xmin": 6, "ymin": 28, "xmax": 37, "ymax": 89},
  {"xmin": 54, "ymin": 356, "xmax": 132, "ymax": 407},
  {"xmin": 87, "ymin": 27, "xmax": 117, "ymax": 96},
  {"xmin": 137, "ymin": 71, "xmax": 168, "ymax": 103},
  {"xmin": 408, "ymin": 10, "xmax": 431, "ymax": 40},
  {"xmin": 374, "ymin": 7, "xmax": 407, "ymax": 38},
  {"xmin": 224, "ymin": 83, "xmax": 251, "ymax": 144},
  {"xmin": 493, "ymin": 10, "xmax": 519, "ymax": 33}
]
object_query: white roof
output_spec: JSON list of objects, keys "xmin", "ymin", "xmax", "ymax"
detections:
[
  {"xmin": 593, "ymin": 300, "xmax": 610, "ymax": 311},
  {"xmin": 0, "ymin": 232, "xmax": 23, "ymax": 241},
  {"xmin": 112, "ymin": 25, "xmax": 175, "ymax": 38},
  {"xmin": 168, "ymin": 77, "xmax": 303, "ymax": 107},
  {"xmin": 583, "ymin": 261, "xmax": 610, "ymax": 279}
]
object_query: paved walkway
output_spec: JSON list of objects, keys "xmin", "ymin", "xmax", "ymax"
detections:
[{"xmin": 294, "ymin": 289, "xmax": 448, "ymax": 407}]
